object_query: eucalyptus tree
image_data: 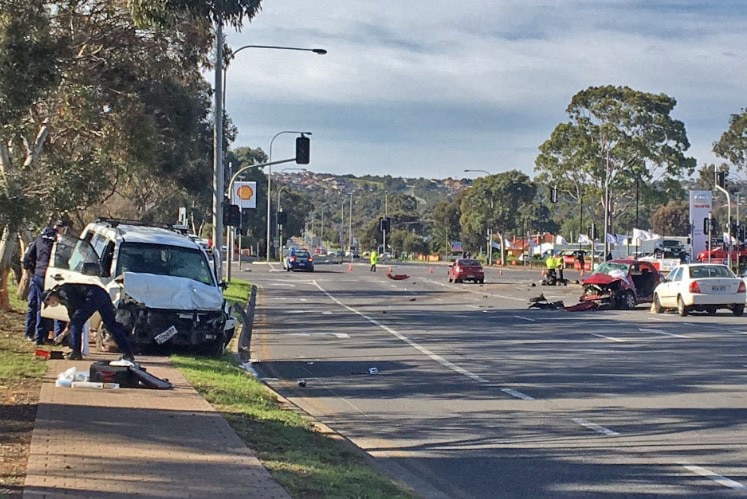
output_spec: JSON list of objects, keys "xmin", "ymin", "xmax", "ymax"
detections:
[
  {"xmin": 0, "ymin": 0, "xmax": 264, "ymax": 309},
  {"xmin": 713, "ymin": 109, "xmax": 747, "ymax": 175},
  {"xmin": 535, "ymin": 85, "xmax": 695, "ymax": 252},
  {"xmin": 459, "ymin": 170, "xmax": 536, "ymax": 264}
]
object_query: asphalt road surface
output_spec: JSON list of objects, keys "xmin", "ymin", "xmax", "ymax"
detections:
[{"xmin": 235, "ymin": 260, "xmax": 747, "ymax": 498}]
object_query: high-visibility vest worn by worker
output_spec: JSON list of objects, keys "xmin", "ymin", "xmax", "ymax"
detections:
[
  {"xmin": 370, "ymin": 251, "xmax": 378, "ymax": 265},
  {"xmin": 545, "ymin": 255, "xmax": 557, "ymax": 270}
]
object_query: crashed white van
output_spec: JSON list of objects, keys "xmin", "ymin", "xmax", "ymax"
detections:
[{"xmin": 42, "ymin": 218, "xmax": 235, "ymax": 355}]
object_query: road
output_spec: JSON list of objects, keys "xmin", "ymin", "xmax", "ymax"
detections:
[{"xmin": 235, "ymin": 260, "xmax": 747, "ymax": 498}]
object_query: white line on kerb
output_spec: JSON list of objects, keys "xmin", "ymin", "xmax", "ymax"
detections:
[
  {"xmin": 680, "ymin": 464, "xmax": 746, "ymax": 490},
  {"xmin": 313, "ymin": 280, "xmax": 490, "ymax": 384},
  {"xmin": 570, "ymin": 418, "xmax": 619, "ymax": 436},
  {"xmin": 501, "ymin": 388, "xmax": 535, "ymax": 400}
]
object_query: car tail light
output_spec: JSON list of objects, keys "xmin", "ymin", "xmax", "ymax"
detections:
[
  {"xmin": 289, "ymin": 256, "xmax": 296, "ymax": 263},
  {"xmin": 308, "ymin": 256, "xmax": 313, "ymax": 262},
  {"xmin": 689, "ymin": 281, "xmax": 701, "ymax": 293},
  {"xmin": 739, "ymin": 281, "xmax": 746, "ymax": 293}
]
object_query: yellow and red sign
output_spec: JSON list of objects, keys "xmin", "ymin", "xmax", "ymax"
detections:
[{"xmin": 232, "ymin": 181, "xmax": 257, "ymax": 209}]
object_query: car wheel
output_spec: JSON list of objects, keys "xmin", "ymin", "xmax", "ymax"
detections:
[
  {"xmin": 448, "ymin": 277, "xmax": 453, "ymax": 283},
  {"xmin": 677, "ymin": 296, "xmax": 689, "ymax": 317},
  {"xmin": 479, "ymin": 279, "xmax": 485, "ymax": 284},
  {"xmin": 706, "ymin": 307, "xmax": 717, "ymax": 316},
  {"xmin": 621, "ymin": 291, "xmax": 636, "ymax": 310},
  {"xmin": 455, "ymin": 278, "xmax": 462, "ymax": 283},
  {"xmin": 733, "ymin": 304, "xmax": 744, "ymax": 317},
  {"xmin": 653, "ymin": 294, "xmax": 663, "ymax": 314}
]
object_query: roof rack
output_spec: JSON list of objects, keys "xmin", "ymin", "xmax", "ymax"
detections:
[{"xmin": 94, "ymin": 217, "xmax": 189, "ymax": 234}]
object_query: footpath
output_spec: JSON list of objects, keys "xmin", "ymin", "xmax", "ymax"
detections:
[{"xmin": 23, "ymin": 351, "xmax": 290, "ymax": 499}]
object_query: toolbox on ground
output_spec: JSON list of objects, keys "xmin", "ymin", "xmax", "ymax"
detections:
[{"xmin": 89, "ymin": 361, "xmax": 172, "ymax": 389}]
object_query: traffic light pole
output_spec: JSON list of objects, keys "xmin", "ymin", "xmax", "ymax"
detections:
[{"xmin": 715, "ymin": 168, "xmax": 731, "ymax": 268}]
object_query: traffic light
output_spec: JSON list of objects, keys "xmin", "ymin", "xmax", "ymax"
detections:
[
  {"xmin": 295, "ymin": 135, "xmax": 310, "ymax": 164},
  {"xmin": 703, "ymin": 217, "xmax": 713, "ymax": 233},
  {"xmin": 738, "ymin": 225, "xmax": 746, "ymax": 241},
  {"xmin": 716, "ymin": 171, "xmax": 726, "ymax": 188},
  {"xmin": 550, "ymin": 186, "xmax": 558, "ymax": 203},
  {"xmin": 277, "ymin": 211, "xmax": 287, "ymax": 225},
  {"xmin": 379, "ymin": 217, "xmax": 390, "ymax": 232},
  {"xmin": 223, "ymin": 204, "xmax": 240, "ymax": 226}
]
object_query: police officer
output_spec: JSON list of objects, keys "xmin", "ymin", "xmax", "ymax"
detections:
[
  {"xmin": 22, "ymin": 220, "xmax": 68, "ymax": 344},
  {"xmin": 42, "ymin": 283, "xmax": 135, "ymax": 362}
]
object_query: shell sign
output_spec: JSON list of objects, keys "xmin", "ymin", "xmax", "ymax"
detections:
[{"xmin": 232, "ymin": 181, "xmax": 257, "ymax": 209}]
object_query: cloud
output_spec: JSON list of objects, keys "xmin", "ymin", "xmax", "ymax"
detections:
[{"xmin": 221, "ymin": 1, "xmax": 747, "ymax": 178}]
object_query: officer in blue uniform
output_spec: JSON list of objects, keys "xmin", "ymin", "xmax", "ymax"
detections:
[
  {"xmin": 22, "ymin": 220, "xmax": 68, "ymax": 344},
  {"xmin": 42, "ymin": 283, "xmax": 135, "ymax": 362}
]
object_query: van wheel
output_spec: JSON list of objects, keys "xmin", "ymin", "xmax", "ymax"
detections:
[
  {"xmin": 207, "ymin": 333, "xmax": 226, "ymax": 357},
  {"xmin": 677, "ymin": 296, "xmax": 689, "ymax": 316},
  {"xmin": 733, "ymin": 305, "xmax": 744, "ymax": 317}
]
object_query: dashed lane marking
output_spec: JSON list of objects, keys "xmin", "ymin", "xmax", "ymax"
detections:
[
  {"xmin": 680, "ymin": 464, "xmax": 746, "ymax": 490},
  {"xmin": 639, "ymin": 328, "xmax": 689, "ymax": 339},
  {"xmin": 514, "ymin": 315, "xmax": 536, "ymax": 322},
  {"xmin": 501, "ymin": 388, "xmax": 535, "ymax": 400},
  {"xmin": 591, "ymin": 333, "xmax": 626, "ymax": 342},
  {"xmin": 570, "ymin": 418, "xmax": 620, "ymax": 436}
]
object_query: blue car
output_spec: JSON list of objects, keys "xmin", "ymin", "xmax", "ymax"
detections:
[{"xmin": 284, "ymin": 248, "xmax": 314, "ymax": 272}]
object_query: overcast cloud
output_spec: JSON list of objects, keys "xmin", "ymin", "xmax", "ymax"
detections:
[{"xmin": 221, "ymin": 1, "xmax": 747, "ymax": 179}]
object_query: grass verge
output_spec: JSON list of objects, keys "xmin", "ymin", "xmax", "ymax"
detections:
[{"xmin": 172, "ymin": 279, "xmax": 415, "ymax": 499}]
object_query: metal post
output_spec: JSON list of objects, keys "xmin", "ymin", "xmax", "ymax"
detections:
[{"xmin": 348, "ymin": 192, "xmax": 353, "ymax": 262}]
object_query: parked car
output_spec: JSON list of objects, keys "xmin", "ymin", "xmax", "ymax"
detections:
[
  {"xmin": 447, "ymin": 258, "xmax": 485, "ymax": 284},
  {"xmin": 580, "ymin": 258, "xmax": 662, "ymax": 309},
  {"xmin": 41, "ymin": 218, "xmax": 235, "ymax": 355},
  {"xmin": 284, "ymin": 248, "xmax": 314, "ymax": 272},
  {"xmin": 654, "ymin": 264, "xmax": 745, "ymax": 316}
]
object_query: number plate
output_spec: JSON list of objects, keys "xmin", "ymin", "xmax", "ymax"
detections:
[{"xmin": 712, "ymin": 285, "xmax": 726, "ymax": 292}]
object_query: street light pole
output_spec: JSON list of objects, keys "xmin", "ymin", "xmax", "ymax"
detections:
[
  {"xmin": 219, "ymin": 43, "xmax": 325, "ymax": 264},
  {"xmin": 266, "ymin": 131, "xmax": 311, "ymax": 262}
]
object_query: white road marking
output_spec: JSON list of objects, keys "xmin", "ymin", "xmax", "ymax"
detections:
[
  {"xmin": 680, "ymin": 464, "xmax": 746, "ymax": 490},
  {"xmin": 591, "ymin": 333, "xmax": 626, "ymax": 342},
  {"xmin": 286, "ymin": 310, "xmax": 307, "ymax": 314},
  {"xmin": 514, "ymin": 315, "xmax": 536, "ymax": 322},
  {"xmin": 289, "ymin": 332, "xmax": 350, "ymax": 338},
  {"xmin": 313, "ymin": 280, "xmax": 490, "ymax": 384},
  {"xmin": 300, "ymin": 298, "xmax": 308, "ymax": 301},
  {"xmin": 639, "ymin": 328, "xmax": 689, "ymax": 339},
  {"xmin": 501, "ymin": 388, "xmax": 535, "ymax": 400},
  {"xmin": 322, "ymin": 311, "xmax": 333, "ymax": 315},
  {"xmin": 270, "ymin": 283, "xmax": 296, "ymax": 287},
  {"xmin": 570, "ymin": 418, "xmax": 620, "ymax": 436}
]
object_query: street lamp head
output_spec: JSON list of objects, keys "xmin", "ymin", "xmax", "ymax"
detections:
[{"xmin": 312, "ymin": 49, "xmax": 327, "ymax": 55}]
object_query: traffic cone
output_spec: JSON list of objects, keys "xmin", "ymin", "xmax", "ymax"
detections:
[
  {"xmin": 429, "ymin": 266, "xmax": 433, "ymax": 273},
  {"xmin": 348, "ymin": 262, "xmax": 353, "ymax": 272},
  {"xmin": 388, "ymin": 266, "xmax": 393, "ymax": 273}
]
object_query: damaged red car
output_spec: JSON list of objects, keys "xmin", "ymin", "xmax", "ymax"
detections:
[{"xmin": 580, "ymin": 259, "xmax": 662, "ymax": 309}]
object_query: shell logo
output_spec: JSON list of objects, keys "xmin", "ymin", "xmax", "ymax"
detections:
[{"xmin": 236, "ymin": 184, "xmax": 254, "ymax": 200}]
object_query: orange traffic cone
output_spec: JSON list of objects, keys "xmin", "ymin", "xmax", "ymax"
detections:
[
  {"xmin": 429, "ymin": 266, "xmax": 433, "ymax": 273},
  {"xmin": 348, "ymin": 262, "xmax": 353, "ymax": 272}
]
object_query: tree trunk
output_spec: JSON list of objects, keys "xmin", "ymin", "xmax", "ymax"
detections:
[{"xmin": 0, "ymin": 226, "xmax": 18, "ymax": 311}]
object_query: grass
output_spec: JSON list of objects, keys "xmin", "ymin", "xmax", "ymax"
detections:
[{"xmin": 0, "ymin": 279, "xmax": 47, "ymax": 383}]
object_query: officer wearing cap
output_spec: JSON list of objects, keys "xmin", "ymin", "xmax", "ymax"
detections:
[
  {"xmin": 22, "ymin": 219, "xmax": 69, "ymax": 344},
  {"xmin": 43, "ymin": 283, "xmax": 135, "ymax": 362}
]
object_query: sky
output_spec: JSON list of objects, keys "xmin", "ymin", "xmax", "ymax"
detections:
[{"xmin": 221, "ymin": 1, "xmax": 747, "ymax": 180}]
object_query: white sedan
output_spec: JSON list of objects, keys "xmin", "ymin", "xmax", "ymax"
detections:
[{"xmin": 653, "ymin": 263, "xmax": 745, "ymax": 316}]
